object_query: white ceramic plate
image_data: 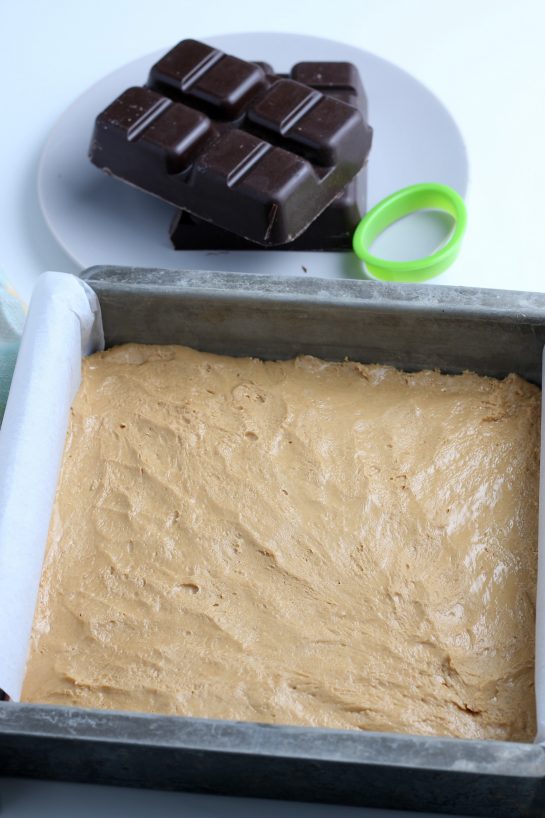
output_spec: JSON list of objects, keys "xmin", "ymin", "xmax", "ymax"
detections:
[{"xmin": 38, "ymin": 32, "xmax": 468, "ymax": 280}]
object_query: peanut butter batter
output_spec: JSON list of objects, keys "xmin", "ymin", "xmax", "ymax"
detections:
[{"xmin": 22, "ymin": 344, "xmax": 540, "ymax": 741}]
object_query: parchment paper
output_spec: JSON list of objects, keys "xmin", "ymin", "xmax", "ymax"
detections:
[{"xmin": 0, "ymin": 272, "xmax": 104, "ymax": 699}]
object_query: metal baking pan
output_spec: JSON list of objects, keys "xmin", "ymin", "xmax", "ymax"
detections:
[{"xmin": 2, "ymin": 265, "xmax": 545, "ymax": 817}]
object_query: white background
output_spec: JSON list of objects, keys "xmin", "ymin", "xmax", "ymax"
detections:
[{"xmin": 2, "ymin": 0, "xmax": 544, "ymax": 815}]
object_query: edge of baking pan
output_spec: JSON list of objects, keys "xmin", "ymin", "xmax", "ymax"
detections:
[
  {"xmin": 81, "ymin": 265, "xmax": 545, "ymax": 317},
  {"xmin": 1, "ymin": 702, "xmax": 545, "ymax": 817},
  {"xmin": 81, "ymin": 266, "xmax": 545, "ymax": 385}
]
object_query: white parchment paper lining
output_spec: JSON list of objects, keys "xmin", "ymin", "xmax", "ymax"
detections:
[{"xmin": 0, "ymin": 272, "xmax": 104, "ymax": 700}]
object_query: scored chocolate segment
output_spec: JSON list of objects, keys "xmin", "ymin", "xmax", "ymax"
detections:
[
  {"xmin": 89, "ymin": 39, "xmax": 373, "ymax": 245},
  {"xmin": 194, "ymin": 130, "xmax": 270, "ymax": 187},
  {"xmin": 138, "ymin": 100, "xmax": 212, "ymax": 174},
  {"xmin": 150, "ymin": 40, "xmax": 268, "ymax": 119},
  {"xmin": 150, "ymin": 39, "xmax": 223, "ymax": 91},
  {"xmin": 100, "ymin": 87, "xmax": 171, "ymax": 140},
  {"xmin": 248, "ymin": 79, "xmax": 364, "ymax": 166},
  {"xmin": 92, "ymin": 87, "xmax": 216, "ymax": 178},
  {"xmin": 191, "ymin": 130, "xmax": 317, "ymax": 242},
  {"xmin": 249, "ymin": 81, "xmax": 322, "ymax": 136}
]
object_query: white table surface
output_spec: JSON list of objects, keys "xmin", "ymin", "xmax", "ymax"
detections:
[{"xmin": 2, "ymin": 0, "xmax": 543, "ymax": 815}]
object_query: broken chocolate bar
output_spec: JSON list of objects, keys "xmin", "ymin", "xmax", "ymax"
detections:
[
  {"xmin": 89, "ymin": 39, "xmax": 373, "ymax": 246},
  {"xmin": 170, "ymin": 60, "xmax": 368, "ymax": 251}
]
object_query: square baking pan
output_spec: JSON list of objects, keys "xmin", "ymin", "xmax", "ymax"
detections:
[{"xmin": 2, "ymin": 265, "xmax": 545, "ymax": 817}]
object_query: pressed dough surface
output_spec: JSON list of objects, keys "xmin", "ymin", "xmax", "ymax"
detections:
[{"xmin": 22, "ymin": 344, "xmax": 540, "ymax": 740}]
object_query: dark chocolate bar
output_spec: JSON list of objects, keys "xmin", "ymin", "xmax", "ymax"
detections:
[
  {"xmin": 89, "ymin": 40, "xmax": 373, "ymax": 246},
  {"xmin": 170, "ymin": 61, "xmax": 367, "ymax": 251}
]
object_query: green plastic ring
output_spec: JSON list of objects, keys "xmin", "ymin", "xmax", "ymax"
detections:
[{"xmin": 352, "ymin": 183, "xmax": 467, "ymax": 283}]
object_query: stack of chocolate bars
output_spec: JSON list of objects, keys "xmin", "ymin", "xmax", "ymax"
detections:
[{"xmin": 89, "ymin": 39, "xmax": 373, "ymax": 251}]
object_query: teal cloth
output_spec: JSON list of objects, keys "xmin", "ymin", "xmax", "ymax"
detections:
[
  {"xmin": 0, "ymin": 276, "xmax": 26, "ymax": 422},
  {"xmin": 0, "ymin": 341, "xmax": 21, "ymax": 419}
]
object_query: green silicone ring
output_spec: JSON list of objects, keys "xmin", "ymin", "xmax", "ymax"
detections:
[{"xmin": 352, "ymin": 183, "xmax": 467, "ymax": 283}]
